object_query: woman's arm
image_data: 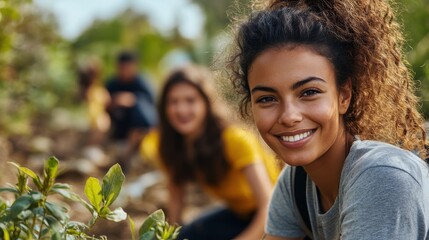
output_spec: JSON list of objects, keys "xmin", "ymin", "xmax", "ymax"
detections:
[
  {"xmin": 234, "ymin": 163, "xmax": 273, "ymax": 240},
  {"xmin": 166, "ymin": 179, "xmax": 184, "ymax": 224}
]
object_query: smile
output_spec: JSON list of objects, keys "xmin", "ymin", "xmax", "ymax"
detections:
[{"xmin": 279, "ymin": 130, "xmax": 314, "ymax": 143}]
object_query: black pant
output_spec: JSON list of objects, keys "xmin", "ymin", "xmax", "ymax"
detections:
[
  {"xmin": 109, "ymin": 103, "xmax": 152, "ymax": 140},
  {"xmin": 178, "ymin": 207, "xmax": 253, "ymax": 240}
]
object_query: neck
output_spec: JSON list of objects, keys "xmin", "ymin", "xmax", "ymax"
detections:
[{"xmin": 304, "ymin": 129, "xmax": 353, "ymax": 212}]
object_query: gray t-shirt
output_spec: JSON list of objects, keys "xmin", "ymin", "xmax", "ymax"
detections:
[{"xmin": 266, "ymin": 139, "xmax": 429, "ymax": 240}]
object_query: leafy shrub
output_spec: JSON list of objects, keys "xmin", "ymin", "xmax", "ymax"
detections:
[
  {"xmin": 0, "ymin": 156, "xmax": 180, "ymax": 240},
  {"xmin": 138, "ymin": 210, "xmax": 181, "ymax": 240}
]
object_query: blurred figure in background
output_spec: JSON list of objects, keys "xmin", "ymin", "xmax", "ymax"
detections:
[
  {"xmin": 141, "ymin": 64, "xmax": 280, "ymax": 240},
  {"xmin": 106, "ymin": 51, "xmax": 157, "ymax": 171},
  {"xmin": 77, "ymin": 58, "xmax": 111, "ymax": 163}
]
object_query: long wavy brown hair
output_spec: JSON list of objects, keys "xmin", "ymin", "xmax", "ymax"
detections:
[
  {"xmin": 158, "ymin": 65, "xmax": 229, "ymax": 186},
  {"xmin": 225, "ymin": 0, "xmax": 428, "ymax": 158}
]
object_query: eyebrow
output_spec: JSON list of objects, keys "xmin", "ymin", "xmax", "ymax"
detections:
[
  {"xmin": 292, "ymin": 77, "xmax": 326, "ymax": 90},
  {"xmin": 251, "ymin": 76, "xmax": 326, "ymax": 94}
]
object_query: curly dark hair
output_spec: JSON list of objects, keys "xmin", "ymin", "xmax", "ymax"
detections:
[{"xmin": 226, "ymin": 0, "xmax": 427, "ymax": 158}]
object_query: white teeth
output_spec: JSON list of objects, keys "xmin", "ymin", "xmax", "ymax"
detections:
[{"xmin": 280, "ymin": 130, "xmax": 312, "ymax": 143}]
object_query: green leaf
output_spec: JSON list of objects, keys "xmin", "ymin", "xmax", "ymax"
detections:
[
  {"xmin": 32, "ymin": 206, "xmax": 44, "ymax": 216},
  {"xmin": 45, "ymin": 215, "xmax": 63, "ymax": 232},
  {"xmin": 51, "ymin": 231, "xmax": 62, "ymax": 240},
  {"xmin": 101, "ymin": 164, "xmax": 125, "ymax": 207},
  {"xmin": 104, "ymin": 207, "xmax": 127, "ymax": 222},
  {"xmin": 52, "ymin": 183, "xmax": 71, "ymax": 190},
  {"xmin": 50, "ymin": 187, "xmax": 80, "ymax": 201},
  {"xmin": 10, "ymin": 195, "xmax": 33, "ymax": 219},
  {"xmin": 66, "ymin": 221, "xmax": 89, "ymax": 232},
  {"xmin": 49, "ymin": 183, "xmax": 86, "ymax": 203},
  {"xmin": 0, "ymin": 223, "xmax": 10, "ymax": 240},
  {"xmin": 17, "ymin": 209, "xmax": 32, "ymax": 220},
  {"xmin": 139, "ymin": 230, "xmax": 155, "ymax": 240},
  {"xmin": 139, "ymin": 210, "xmax": 165, "ymax": 236},
  {"xmin": 49, "ymin": 187, "xmax": 96, "ymax": 215},
  {"xmin": 8, "ymin": 162, "xmax": 21, "ymax": 170},
  {"xmin": 45, "ymin": 156, "xmax": 59, "ymax": 179},
  {"xmin": 19, "ymin": 167, "xmax": 37, "ymax": 179},
  {"xmin": 19, "ymin": 223, "xmax": 33, "ymax": 239},
  {"xmin": 19, "ymin": 167, "xmax": 43, "ymax": 190},
  {"xmin": 29, "ymin": 191, "xmax": 43, "ymax": 201},
  {"xmin": 172, "ymin": 226, "xmax": 181, "ymax": 240},
  {"xmin": 40, "ymin": 228, "xmax": 50, "ymax": 238},
  {"xmin": 0, "ymin": 187, "xmax": 18, "ymax": 193},
  {"xmin": 84, "ymin": 177, "xmax": 102, "ymax": 212},
  {"xmin": 43, "ymin": 156, "xmax": 59, "ymax": 191},
  {"xmin": 9, "ymin": 162, "xmax": 30, "ymax": 194},
  {"xmin": 0, "ymin": 199, "xmax": 7, "ymax": 213},
  {"xmin": 45, "ymin": 202, "xmax": 67, "ymax": 222}
]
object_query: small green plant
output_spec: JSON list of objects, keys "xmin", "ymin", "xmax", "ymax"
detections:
[
  {"xmin": 137, "ymin": 210, "xmax": 181, "ymax": 240},
  {"xmin": 0, "ymin": 156, "xmax": 127, "ymax": 239},
  {"xmin": 0, "ymin": 156, "xmax": 181, "ymax": 240}
]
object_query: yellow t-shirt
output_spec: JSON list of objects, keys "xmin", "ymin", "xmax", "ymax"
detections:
[{"xmin": 140, "ymin": 126, "xmax": 281, "ymax": 216}]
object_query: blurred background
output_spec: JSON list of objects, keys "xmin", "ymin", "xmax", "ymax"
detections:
[{"xmin": 0, "ymin": 0, "xmax": 428, "ymax": 238}]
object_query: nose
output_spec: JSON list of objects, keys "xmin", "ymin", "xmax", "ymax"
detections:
[
  {"xmin": 277, "ymin": 101, "xmax": 303, "ymax": 126},
  {"xmin": 175, "ymin": 101, "xmax": 188, "ymax": 115}
]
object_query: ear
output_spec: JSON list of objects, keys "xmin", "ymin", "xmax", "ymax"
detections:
[{"xmin": 338, "ymin": 80, "xmax": 352, "ymax": 115}]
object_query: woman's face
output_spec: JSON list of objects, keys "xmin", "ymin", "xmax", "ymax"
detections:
[
  {"xmin": 248, "ymin": 46, "xmax": 351, "ymax": 166},
  {"xmin": 166, "ymin": 82, "xmax": 207, "ymax": 138}
]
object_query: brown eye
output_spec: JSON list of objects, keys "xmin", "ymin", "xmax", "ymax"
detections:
[
  {"xmin": 257, "ymin": 96, "xmax": 276, "ymax": 103},
  {"xmin": 302, "ymin": 89, "xmax": 320, "ymax": 97}
]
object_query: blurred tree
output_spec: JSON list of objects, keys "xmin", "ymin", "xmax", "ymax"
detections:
[
  {"xmin": 396, "ymin": 0, "xmax": 429, "ymax": 117},
  {"xmin": 188, "ymin": 0, "xmax": 251, "ymax": 64},
  {"xmin": 191, "ymin": 0, "xmax": 250, "ymax": 38},
  {"xmin": 0, "ymin": 0, "xmax": 35, "ymax": 135},
  {"xmin": 71, "ymin": 9, "xmax": 193, "ymax": 80},
  {"xmin": 0, "ymin": 3, "xmax": 75, "ymax": 135},
  {"xmin": 71, "ymin": 1, "xmax": 254, "ymax": 78},
  {"xmin": 0, "ymin": 0, "xmax": 31, "ymax": 74}
]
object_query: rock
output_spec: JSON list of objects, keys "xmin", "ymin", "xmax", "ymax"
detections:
[
  {"xmin": 82, "ymin": 146, "xmax": 109, "ymax": 167},
  {"xmin": 30, "ymin": 136, "xmax": 52, "ymax": 153}
]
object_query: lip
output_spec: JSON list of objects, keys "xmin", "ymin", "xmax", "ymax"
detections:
[
  {"xmin": 178, "ymin": 119, "xmax": 191, "ymax": 124},
  {"xmin": 275, "ymin": 128, "xmax": 316, "ymax": 148},
  {"xmin": 176, "ymin": 117, "xmax": 193, "ymax": 124}
]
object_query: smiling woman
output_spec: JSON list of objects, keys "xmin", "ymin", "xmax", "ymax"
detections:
[{"xmin": 226, "ymin": 0, "xmax": 429, "ymax": 239}]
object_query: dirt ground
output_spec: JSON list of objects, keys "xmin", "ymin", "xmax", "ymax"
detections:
[{"xmin": 0, "ymin": 128, "xmax": 217, "ymax": 240}]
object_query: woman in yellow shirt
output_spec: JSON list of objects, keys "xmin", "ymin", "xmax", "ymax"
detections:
[
  {"xmin": 78, "ymin": 61, "xmax": 110, "ymax": 145},
  {"xmin": 141, "ymin": 65, "xmax": 280, "ymax": 240}
]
